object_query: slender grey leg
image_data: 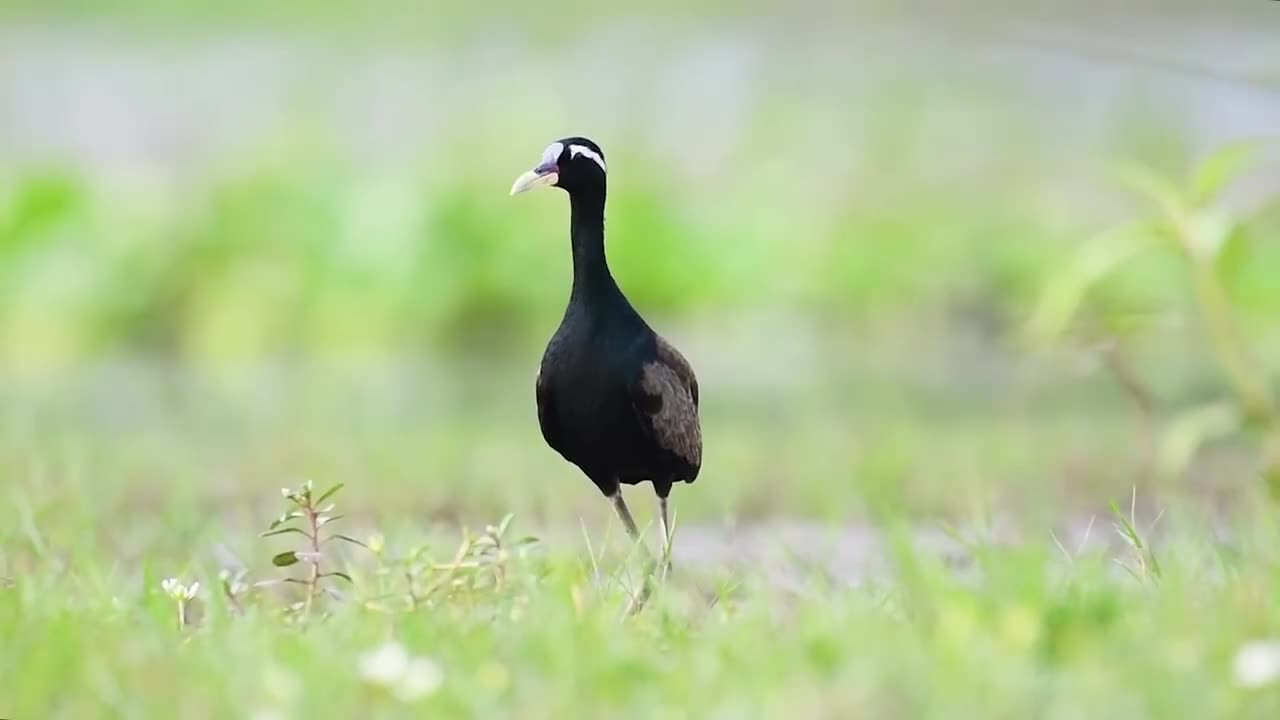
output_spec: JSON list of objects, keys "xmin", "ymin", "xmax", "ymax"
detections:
[
  {"xmin": 610, "ymin": 490, "xmax": 658, "ymax": 615},
  {"xmin": 609, "ymin": 490, "xmax": 643, "ymax": 544},
  {"xmin": 658, "ymin": 495, "xmax": 673, "ymax": 578}
]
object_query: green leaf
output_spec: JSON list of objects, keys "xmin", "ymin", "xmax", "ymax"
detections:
[
  {"xmin": 496, "ymin": 513, "xmax": 515, "ymax": 537},
  {"xmin": 1192, "ymin": 141, "xmax": 1263, "ymax": 205},
  {"xmin": 271, "ymin": 551, "xmax": 300, "ymax": 567},
  {"xmin": 1184, "ymin": 210, "xmax": 1234, "ymax": 262},
  {"xmin": 1215, "ymin": 221, "xmax": 1267, "ymax": 310},
  {"xmin": 328, "ymin": 534, "xmax": 369, "ymax": 549},
  {"xmin": 1114, "ymin": 163, "xmax": 1184, "ymax": 219},
  {"xmin": 1107, "ymin": 501, "xmax": 1141, "ymax": 550},
  {"xmin": 314, "ymin": 482, "xmax": 344, "ymax": 507},
  {"xmin": 316, "ymin": 514, "xmax": 344, "ymax": 527},
  {"xmin": 1027, "ymin": 223, "xmax": 1155, "ymax": 343},
  {"xmin": 260, "ymin": 527, "xmax": 309, "ymax": 539},
  {"xmin": 320, "ymin": 571, "xmax": 353, "ymax": 583},
  {"xmin": 269, "ymin": 511, "xmax": 304, "ymax": 530}
]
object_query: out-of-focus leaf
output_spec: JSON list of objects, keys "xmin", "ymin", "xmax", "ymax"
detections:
[
  {"xmin": 0, "ymin": 171, "xmax": 85, "ymax": 258},
  {"xmin": 1158, "ymin": 402, "xmax": 1241, "ymax": 478},
  {"xmin": 1114, "ymin": 163, "xmax": 1185, "ymax": 220},
  {"xmin": 496, "ymin": 513, "xmax": 515, "ymax": 537},
  {"xmin": 314, "ymin": 482, "xmax": 344, "ymax": 506},
  {"xmin": 329, "ymin": 534, "xmax": 369, "ymax": 549},
  {"xmin": 261, "ymin": 527, "xmax": 309, "ymax": 539},
  {"xmin": 271, "ymin": 551, "xmax": 300, "ymax": 567},
  {"xmin": 1027, "ymin": 223, "xmax": 1155, "ymax": 344},
  {"xmin": 1192, "ymin": 141, "xmax": 1264, "ymax": 206},
  {"xmin": 1215, "ymin": 221, "xmax": 1252, "ymax": 291},
  {"xmin": 1184, "ymin": 210, "xmax": 1234, "ymax": 262},
  {"xmin": 268, "ymin": 511, "xmax": 304, "ymax": 530}
]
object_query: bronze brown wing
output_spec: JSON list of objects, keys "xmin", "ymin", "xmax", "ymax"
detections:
[{"xmin": 630, "ymin": 335, "xmax": 702, "ymax": 479}]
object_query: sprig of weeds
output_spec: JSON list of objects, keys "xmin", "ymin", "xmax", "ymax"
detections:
[
  {"xmin": 572, "ymin": 520, "xmax": 667, "ymax": 618},
  {"xmin": 1029, "ymin": 141, "xmax": 1280, "ymax": 495},
  {"xmin": 362, "ymin": 514, "xmax": 540, "ymax": 614},
  {"xmin": 261, "ymin": 480, "xmax": 366, "ymax": 619},
  {"xmin": 1050, "ymin": 515, "xmax": 1097, "ymax": 566},
  {"xmin": 1110, "ymin": 486, "xmax": 1164, "ymax": 584}
]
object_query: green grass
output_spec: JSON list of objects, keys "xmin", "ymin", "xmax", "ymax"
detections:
[
  {"xmin": 1, "ymin": 356, "xmax": 1278, "ymax": 717},
  {"xmin": 6, "ymin": 467, "xmax": 1280, "ymax": 719}
]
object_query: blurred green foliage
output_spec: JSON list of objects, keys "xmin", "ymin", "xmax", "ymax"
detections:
[
  {"xmin": 0, "ymin": 162, "xmax": 1013, "ymax": 367},
  {"xmin": 1030, "ymin": 143, "xmax": 1280, "ymax": 496},
  {"xmin": 4, "ymin": 140, "xmax": 1279, "ymax": 372}
]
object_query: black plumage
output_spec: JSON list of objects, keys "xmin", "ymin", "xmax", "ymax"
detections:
[{"xmin": 511, "ymin": 137, "xmax": 701, "ymax": 560}]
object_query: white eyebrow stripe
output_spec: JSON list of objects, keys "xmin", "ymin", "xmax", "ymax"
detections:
[
  {"xmin": 541, "ymin": 142, "xmax": 564, "ymax": 166},
  {"xmin": 569, "ymin": 144, "xmax": 607, "ymax": 172}
]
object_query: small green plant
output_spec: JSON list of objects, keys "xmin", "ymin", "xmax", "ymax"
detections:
[
  {"xmin": 262, "ymin": 480, "xmax": 366, "ymax": 618},
  {"xmin": 1030, "ymin": 141, "xmax": 1280, "ymax": 495},
  {"xmin": 361, "ymin": 513, "xmax": 540, "ymax": 614},
  {"xmin": 1109, "ymin": 487, "xmax": 1163, "ymax": 584}
]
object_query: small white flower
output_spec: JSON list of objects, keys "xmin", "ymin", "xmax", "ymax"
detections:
[
  {"xmin": 280, "ymin": 487, "xmax": 293, "ymax": 498},
  {"xmin": 1234, "ymin": 639, "xmax": 1280, "ymax": 688},
  {"xmin": 161, "ymin": 578, "xmax": 200, "ymax": 601},
  {"xmin": 359, "ymin": 641, "xmax": 410, "ymax": 687},
  {"xmin": 395, "ymin": 657, "xmax": 443, "ymax": 701},
  {"xmin": 358, "ymin": 640, "xmax": 443, "ymax": 702}
]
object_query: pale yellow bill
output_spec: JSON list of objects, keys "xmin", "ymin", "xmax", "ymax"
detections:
[{"xmin": 510, "ymin": 169, "xmax": 559, "ymax": 196}]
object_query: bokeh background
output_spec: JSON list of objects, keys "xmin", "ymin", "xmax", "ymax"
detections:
[{"xmin": 2, "ymin": 1, "xmax": 1279, "ymax": 557}]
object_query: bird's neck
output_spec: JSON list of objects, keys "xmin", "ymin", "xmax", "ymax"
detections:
[{"xmin": 568, "ymin": 188, "xmax": 620, "ymax": 303}]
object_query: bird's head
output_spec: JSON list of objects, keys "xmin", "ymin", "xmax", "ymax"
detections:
[{"xmin": 510, "ymin": 137, "xmax": 607, "ymax": 197}]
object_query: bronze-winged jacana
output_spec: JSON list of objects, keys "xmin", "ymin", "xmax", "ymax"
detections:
[{"xmin": 510, "ymin": 137, "xmax": 702, "ymax": 567}]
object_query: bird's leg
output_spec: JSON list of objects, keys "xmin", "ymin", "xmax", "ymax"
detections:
[
  {"xmin": 609, "ymin": 490, "xmax": 644, "ymax": 546},
  {"xmin": 610, "ymin": 490, "xmax": 659, "ymax": 615},
  {"xmin": 658, "ymin": 495, "xmax": 673, "ymax": 581}
]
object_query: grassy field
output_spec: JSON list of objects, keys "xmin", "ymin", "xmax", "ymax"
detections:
[
  {"xmin": 5, "ymin": 7, "xmax": 1280, "ymax": 718},
  {"xmin": 3, "ymin": 350, "xmax": 1280, "ymax": 718},
  {"xmin": 6, "ymin": 452, "xmax": 1280, "ymax": 719}
]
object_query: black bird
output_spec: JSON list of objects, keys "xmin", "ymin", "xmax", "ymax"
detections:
[{"xmin": 511, "ymin": 137, "xmax": 702, "ymax": 564}]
